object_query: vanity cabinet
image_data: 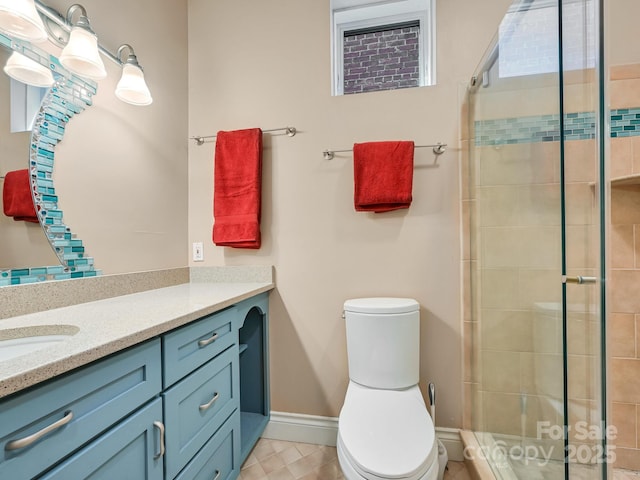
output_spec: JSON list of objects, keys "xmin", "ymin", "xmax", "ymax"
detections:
[
  {"xmin": 163, "ymin": 292, "xmax": 270, "ymax": 480},
  {"xmin": 0, "ymin": 339, "xmax": 162, "ymax": 480},
  {"xmin": 0, "ymin": 291, "xmax": 270, "ymax": 480}
]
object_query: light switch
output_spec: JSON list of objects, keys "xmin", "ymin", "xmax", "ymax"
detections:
[{"xmin": 192, "ymin": 242, "xmax": 204, "ymax": 262}]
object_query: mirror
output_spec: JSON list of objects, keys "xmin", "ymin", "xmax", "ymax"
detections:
[{"xmin": 0, "ymin": 33, "xmax": 98, "ymax": 286}]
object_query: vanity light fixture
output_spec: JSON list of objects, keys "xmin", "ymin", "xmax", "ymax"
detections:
[
  {"xmin": 115, "ymin": 44, "xmax": 152, "ymax": 106},
  {"xmin": 0, "ymin": 0, "xmax": 47, "ymax": 43},
  {"xmin": 3, "ymin": 50, "xmax": 54, "ymax": 87},
  {"xmin": 0, "ymin": 1, "xmax": 152, "ymax": 105},
  {"xmin": 58, "ymin": 4, "xmax": 106, "ymax": 80}
]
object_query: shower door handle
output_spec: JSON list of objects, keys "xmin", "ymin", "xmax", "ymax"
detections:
[{"xmin": 562, "ymin": 275, "xmax": 597, "ymax": 285}]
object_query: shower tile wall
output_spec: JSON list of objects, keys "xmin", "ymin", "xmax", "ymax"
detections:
[
  {"xmin": 608, "ymin": 64, "xmax": 640, "ymax": 472},
  {"xmin": 464, "ymin": 64, "xmax": 640, "ymax": 471},
  {"xmin": 463, "ymin": 72, "xmax": 601, "ymax": 462}
]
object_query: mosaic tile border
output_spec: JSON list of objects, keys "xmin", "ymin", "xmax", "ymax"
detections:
[
  {"xmin": 475, "ymin": 108, "xmax": 638, "ymax": 146},
  {"xmin": 0, "ymin": 264, "xmax": 98, "ymax": 287},
  {"xmin": 611, "ymin": 108, "xmax": 640, "ymax": 138}
]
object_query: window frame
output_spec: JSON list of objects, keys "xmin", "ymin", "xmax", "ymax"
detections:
[{"xmin": 331, "ymin": 0, "xmax": 436, "ymax": 96}]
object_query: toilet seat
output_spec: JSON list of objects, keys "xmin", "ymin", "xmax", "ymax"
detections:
[{"xmin": 338, "ymin": 382, "xmax": 437, "ymax": 480}]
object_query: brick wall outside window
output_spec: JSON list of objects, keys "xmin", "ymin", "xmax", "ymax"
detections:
[{"xmin": 343, "ymin": 25, "xmax": 420, "ymax": 95}]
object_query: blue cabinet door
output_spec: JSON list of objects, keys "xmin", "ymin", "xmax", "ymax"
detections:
[
  {"xmin": 175, "ymin": 410, "xmax": 241, "ymax": 480},
  {"xmin": 40, "ymin": 398, "xmax": 164, "ymax": 480},
  {"xmin": 0, "ymin": 339, "xmax": 162, "ymax": 480},
  {"xmin": 163, "ymin": 345, "xmax": 239, "ymax": 479}
]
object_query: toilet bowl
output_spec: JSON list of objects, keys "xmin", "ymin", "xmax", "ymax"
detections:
[{"xmin": 337, "ymin": 298, "xmax": 439, "ymax": 480}]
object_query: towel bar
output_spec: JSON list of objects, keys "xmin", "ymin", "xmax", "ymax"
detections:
[
  {"xmin": 322, "ymin": 143, "xmax": 446, "ymax": 160},
  {"xmin": 190, "ymin": 126, "xmax": 297, "ymax": 145}
]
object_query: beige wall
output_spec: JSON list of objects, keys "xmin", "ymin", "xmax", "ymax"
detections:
[
  {"xmin": 2, "ymin": 0, "xmax": 189, "ymax": 275},
  {"xmin": 187, "ymin": 0, "xmax": 511, "ymax": 426},
  {"xmin": 608, "ymin": 0, "xmax": 640, "ymax": 67}
]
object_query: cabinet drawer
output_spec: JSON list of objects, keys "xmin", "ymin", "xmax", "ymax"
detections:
[
  {"xmin": 175, "ymin": 409, "xmax": 241, "ymax": 480},
  {"xmin": 0, "ymin": 339, "xmax": 162, "ymax": 480},
  {"xmin": 163, "ymin": 345, "xmax": 239, "ymax": 479},
  {"xmin": 40, "ymin": 398, "xmax": 164, "ymax": 480},
  {"xmin": 163, "ymin": 307, "xmax": 237, "ymax": 387}
]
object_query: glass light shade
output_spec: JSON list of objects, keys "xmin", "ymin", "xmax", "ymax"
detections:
[
  {"xmin": 0, "ymin": 0, "xmax": 47, "ymax": 42},
  {"xmin": 115, "ymin": 63, "xmax": 152, "ymax": 106},
  {"xmin": 59, "ymin": 26, "xmax": 106, "ymax": 80},
  {"xmin": 3, "ymin": 51, "xmax": 53, "ymax": 87}
]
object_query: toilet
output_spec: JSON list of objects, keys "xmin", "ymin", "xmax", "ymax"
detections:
[{"xmin": 337, "ymin": 298, "xmax": 439, "ymax": 480}]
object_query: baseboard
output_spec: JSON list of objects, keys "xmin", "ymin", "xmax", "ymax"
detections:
[
  {"xmin": 262, "ymin": 411, "xmax": 464, "ymax": 461},
  {"xmin": 262, "ymin": 411, "xmax": 339, "ymax": 446},
  {"xmin": 437, "ymin": 427, "xmax": 464, "ymax": 462}
]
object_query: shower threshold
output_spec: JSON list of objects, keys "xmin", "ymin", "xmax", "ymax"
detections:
[{"xmin": 460, "ymin": 430, "xmax": 636, "ymax": 479}]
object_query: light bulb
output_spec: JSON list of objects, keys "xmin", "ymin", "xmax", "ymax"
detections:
[
  {"xmin": 3, "ymin": 50, "xmax": 54, "ymax": 87},
  {"xmin": 116, "ymin": 63, "xmax": 152, "ymax": 106},
  {"xmin": 60, "ymin": 26, "xmax": 106, "ymax": 80},
  {"xmin": 0, "ymin": 0, "xmax": 47, "ymax": 43}
]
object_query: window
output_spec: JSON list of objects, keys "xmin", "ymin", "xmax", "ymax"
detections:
[
  {"xmin": 10, "ymin": 79, "xmax": 46, "ymax": 133},
  {"xmin": 498, "ymin": 0, "xmax": 595, "ymax": 78},
  {"xmin": 331, "ymin": 0, "xmax": 435, "ymax": 96}
]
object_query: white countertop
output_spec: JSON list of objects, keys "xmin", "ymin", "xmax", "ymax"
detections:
[{"xmin": 0, "ymin": 281, "xmax": 273, "ymax": 399}]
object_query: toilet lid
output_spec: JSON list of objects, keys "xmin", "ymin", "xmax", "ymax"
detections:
[
  {"xmin": 339, "ymin": 383, "xmax": 437, "ymax": 479},
  {"xmin": 344, "ymin": 298, "xmax": 419, "ymax": 315}
]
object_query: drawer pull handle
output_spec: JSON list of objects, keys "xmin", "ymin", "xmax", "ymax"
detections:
[
  {"xmin": 6, "ymin": 410, "xmax": 73, "ymax": 451},
  {"xmin": 153, "ymin": 421, "xmax": 165, "ymax": 459},
  {"xmin": 198, "ymin": 332, "xmax": 219, "ymax": 348},
  {"xmin": 199, "ymin": 392, "xmax": 220, "ymax": 412},
  {"xmin": 214, "ymin": 470, "xmax": 221, "ymax": 480}
]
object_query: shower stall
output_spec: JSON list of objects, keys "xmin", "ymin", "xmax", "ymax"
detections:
[{"xmin": 464, "ymin": 0, "xmax": 640, "ymax": 478}]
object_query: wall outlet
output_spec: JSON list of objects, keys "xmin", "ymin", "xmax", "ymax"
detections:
[{"xmin": 192, "ymin": 242, "xmax": 204, "ymax": 262}]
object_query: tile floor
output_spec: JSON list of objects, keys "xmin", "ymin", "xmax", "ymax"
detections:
[{"xmin": 239, "ymin": 438, "xmax": 470, "ymax": 480}]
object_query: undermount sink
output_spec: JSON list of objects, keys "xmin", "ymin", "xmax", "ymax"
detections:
[{"xmin": 0, "ymin": 325, "xmax": 79, "ymax": 362}]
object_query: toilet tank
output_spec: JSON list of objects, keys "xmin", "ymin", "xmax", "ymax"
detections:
[{"xmin": 343, "ymin": 298, "xmax": 420, "ymax": 390}]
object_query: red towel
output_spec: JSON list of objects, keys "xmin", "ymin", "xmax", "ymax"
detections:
[
  {"xmin": 2, "ymin": 169, "xmax": 38, "ymax": 223},
  {"xmin": 212, "ymin": 128, "xmax": 262, "ymax": 249},
  {"xmin": 353, "ymin": 141, "xmax": 414, "ymax": 213}
]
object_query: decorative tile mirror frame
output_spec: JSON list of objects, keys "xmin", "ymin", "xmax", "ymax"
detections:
[{"xmin": 0, "ymin": 32, "xmax": 99, "ymax": 286}]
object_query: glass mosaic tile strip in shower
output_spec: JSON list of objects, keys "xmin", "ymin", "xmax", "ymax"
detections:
[
  {"xmin": 476, "ymin": 108, "xmax": 638, "ymax": 145},
  {"xmin": 610, "ymin": 107, "xmax": 640, "ymax": 137}
]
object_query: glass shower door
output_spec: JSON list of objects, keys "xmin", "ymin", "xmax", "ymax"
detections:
[{"xmin": 466, "ymin": 0, "xmax": 606, "ymax": 478}]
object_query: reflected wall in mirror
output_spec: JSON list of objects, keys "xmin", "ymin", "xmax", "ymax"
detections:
[
  {"xmin": 0, "ymin": 33, "xmax": 99, "ymax": 286},
  {"xmin": 0, "ymin": 46, "xmax": 57, "ymax": 272}
]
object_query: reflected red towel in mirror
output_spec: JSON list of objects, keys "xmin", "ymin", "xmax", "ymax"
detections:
[
  {"xmin": 212, "ymin": 128, "xmax": 262, "ymax": 249},
  {"xmin": 353, "ymin": 141, "xmax": 414, "ymax": 213},
  {"xmin": 2, "ymin": 169, "xmax": 38, "ymax": 223}
]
